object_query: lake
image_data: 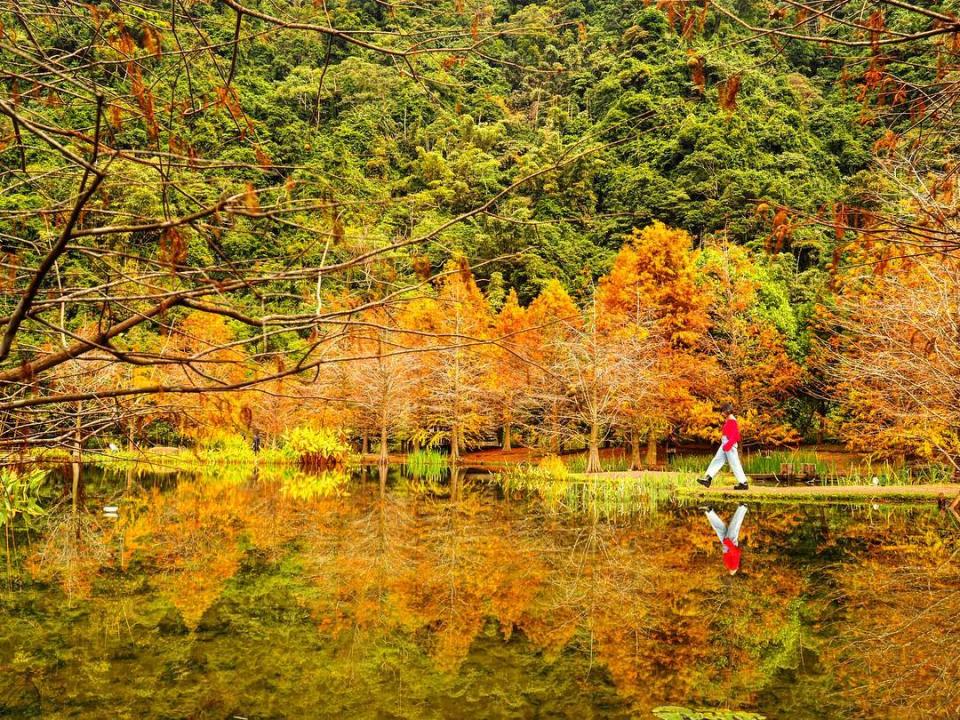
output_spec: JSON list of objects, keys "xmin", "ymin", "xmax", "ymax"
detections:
[{"xmin": 1, "ymin": 463, "xmax": 958, "ymax": 719}]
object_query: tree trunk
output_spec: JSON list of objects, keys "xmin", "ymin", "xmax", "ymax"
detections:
[
  {"xmin": 361, "ymin": 431, "xmax": 369, "ymax": 455},
  {"xmin": 502, "ymin": 419, "xmax": 512, "ymax": 452},
  {"xmin": 586, "ymin": 422, "xmax": 602, "ymax": 473},
  {"xmin": 379, "ymin": 419, "xmax": 389, "ymax": 466},
  {"xmin": 630, "ymin": 427, "xmax": 642, "ymax": 471},
  {"xmin": 411, "ymin": 435, "xmax": 420, "ymax": 453},
  {"xmin": 645, "ymin": 432, "xmax": 658, "ymax": 467},
  {"xmin": 450, "ymin": 423, "xmax": 460, "ymax": 466}
]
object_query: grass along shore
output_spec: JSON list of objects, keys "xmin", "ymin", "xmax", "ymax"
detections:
[{"xmin": 569, "ymin": 470, "xmax": 960, "ymax": 503}]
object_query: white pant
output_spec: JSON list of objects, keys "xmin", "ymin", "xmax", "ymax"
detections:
[
  {"xmin": 706, "ymin": 505, "xmax": 747, "ymax": 545},
  {"xmin": 705, "ymin": 438, "xmax": 748, "ymax": 485}
]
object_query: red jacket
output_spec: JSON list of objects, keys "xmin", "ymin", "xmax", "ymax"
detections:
[
  {"xmin": 721, "ymin": 416, "xmax": 740, "ymax": 452},
  {"xmin": 722, "ymin": 539, "xmax": 741, "ymax": 571}
]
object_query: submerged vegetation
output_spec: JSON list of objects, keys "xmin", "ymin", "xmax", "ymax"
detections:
[{"xmin": 653, "ymin": 710, "xmax": 767, "ymax": 720}]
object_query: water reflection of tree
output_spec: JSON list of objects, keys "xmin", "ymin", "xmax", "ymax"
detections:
[
  {"xmin": 28, "ymin": 466, "xmax": 114, "ymax": 598},
  {"xmin": 115, "ymin": 470, "xmax": 314, "ymax": 627},
  {"xmin": 28, "ymin": 509, "xmax": 114, "ymax": 598},
  {"xmin": 298, "ymin": 467, "xmax": 551, "ymax": 674},
  {"xmin": 826, "ymin": 509, "xmax": 960, "ymax": 718},
  {"xmin": 26, "ymin": 475, "xmax": 824, "ymax": 713},
  {"xmin": 14, "ymin": 471, "xmax": 960, "ymax": 718},
  {"xmin": 516, "ymin": 508, "xmax": 812, "ymax": 715}
]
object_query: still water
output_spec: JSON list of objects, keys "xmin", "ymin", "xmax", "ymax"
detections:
[{"xmin": 1, "ymin": 464, "xmax": 958, "ymax": 719}]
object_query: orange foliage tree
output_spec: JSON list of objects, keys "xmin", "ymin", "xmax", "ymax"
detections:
[
  {"xmin": 825, "ymin": 243, "xmax": 960, "ymax": 465},
  {"xmin": 160, "ymin": 312, "xmax": 253, "ymax": 444},
  {"xmin": 698, "ymin": 243, "xmax": 801, "ymax": 446},
  {"xmin": 490, "ymin": 289, "xmax": 537, "ymax": 451},
  {"xmin": 416, "ymin": 262, "xmax": 495, "ymax": 464},
  {"xmin": 336, "ymin": 309, "xmax": 419, "ymax": 464},
  {"xmin": 597, "ymin": 222, "xmax": 713, "ymax": 465},
  {"xmin": 523, "ymin": 279, "xmax": 582, "ymax": 452},
  {"xmin": 538, "ymin": 293, "xmax": 658, "ymax": 473}
]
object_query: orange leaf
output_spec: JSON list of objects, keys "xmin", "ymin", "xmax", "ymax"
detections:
[
  {"xmin": 244, "ymin": 183, "xmax": 260, "ymax": 214},
  {"xmin": 718, "ymin": 74, "xmax": 741, "ymax": 112}
]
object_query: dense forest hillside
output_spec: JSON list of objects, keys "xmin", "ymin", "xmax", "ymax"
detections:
[
  {"xmin": 1, "ymin": 0, "xmax": 957, "ymax": 464},
  {"xmin": 123, "ymin": 0, "xmax": 870, "ymax": 296}
]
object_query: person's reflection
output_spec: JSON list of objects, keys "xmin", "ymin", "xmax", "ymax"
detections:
[{"xmin": 704, "ymin": 504, "xmax": 747, "ymax": 575}]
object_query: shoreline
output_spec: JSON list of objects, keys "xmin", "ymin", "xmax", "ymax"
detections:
[{"xmin": 570, "ymin": 471, "xmax": 960, "ymax": 503}]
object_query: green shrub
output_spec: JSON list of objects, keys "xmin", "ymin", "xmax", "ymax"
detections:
[
  {"xmin": 196, "ymin": 432, "xmax": 256, "ymax": 463},
  {"xmin": 260, "ymin": 445, "xmax": 299, "ymax": 465},
  {"xmin": 282, "ymin": 427, "xmax": 351, "ymax": 467},
  {"xmin": 538, "ymin": 455, "xmax": 570, "ymax": 479}
]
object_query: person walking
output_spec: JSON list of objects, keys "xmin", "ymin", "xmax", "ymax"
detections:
[
  {"xmin": 698, "ymin": 403, "xmax": 749, "ymax": 490},
  {"xmin": 704, "ymin": 504, "xmax": 747, "ymax": 575}
]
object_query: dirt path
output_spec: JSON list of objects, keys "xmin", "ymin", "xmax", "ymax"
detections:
[
  {"xmin": 573, "ymin": 471, "xmax": 960, "ymax": 502},
  {"xmin": 686, "ymin": 483, "xmax": 960, "ymax": 500}
]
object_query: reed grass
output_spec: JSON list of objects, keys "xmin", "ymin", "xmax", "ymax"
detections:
[
  {"xmin": 820, "ymin": 461, "xmax": 954, "ymax": 486},
  {"xmin": 668, "ymin": 449, "xmax": 831, "ymax": 475},
  {"xmin": 563, "ymin": 452, "xmax": 632, "ymax": 474}
]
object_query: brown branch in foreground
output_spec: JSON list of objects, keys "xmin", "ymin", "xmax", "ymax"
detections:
[{"xmin": 0, "ymin": 95, "xmax": 106, "ymax": 363}]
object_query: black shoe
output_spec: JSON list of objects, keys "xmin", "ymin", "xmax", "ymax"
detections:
[
  {"xmin": 733, "ymin": 482, "xmax": 749, "ymax": 491},
  {"xmin": 697, "ymin": 476, "xmax": 712, "ymax": 488}
]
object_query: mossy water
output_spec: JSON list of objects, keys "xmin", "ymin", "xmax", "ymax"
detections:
[{"xmin": 1, "ymin": 464, "xmax": 958, "ymax": 719}]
